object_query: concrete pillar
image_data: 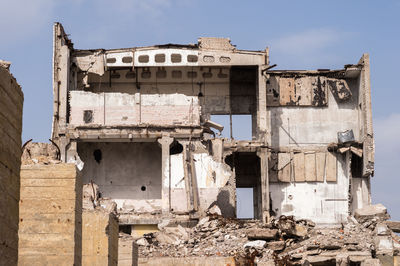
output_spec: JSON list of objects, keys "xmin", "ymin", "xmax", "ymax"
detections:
[
  {"xmin": 257, "ymin": 148, "xmax": 270, "ymax": 223},
  {"xmin": 82, "ymin": 210, "xmax": 118, "ymax": 266},
  {"xmin": 256, "ymin": 57, "xmax": 270, "ymax": 223},
  {"xmin": 66, "ymin": 140, "xmax": 77, "ymax": 162},
  {"xmin": 158, "ymin": 136, "xmax": 173, "ymax": 215},
  {"xmin": 256, "ymin": 61, "xmax": 268, "ymax": 141}
]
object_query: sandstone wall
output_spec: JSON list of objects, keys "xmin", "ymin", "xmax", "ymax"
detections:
[
  {"xmin": 0, "ymin": 63, "xmax": 23, "ymax": 265},
  {"xmin": 119, "ymin": 236, "xmax": 139, "ymax": 266},
  {"xmin": 82, "ymin": 210, "xmax": 118, "ymax": 266},
  {"xmin": 19, "ymin": 164, "xmax": 82, "ymax": 265}
]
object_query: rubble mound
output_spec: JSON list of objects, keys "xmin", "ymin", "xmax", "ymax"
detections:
[
  {"xmin": 21, "ymin": 142, "xmax": 60, "ymax": 165},
  {"xmin": 136, "ymin": 205, "xmax": 400, "ymax": 265}
]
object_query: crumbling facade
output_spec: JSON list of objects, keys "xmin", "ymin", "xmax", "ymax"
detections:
[
  {"xmin": 51, "ymin": 22, "xmax": 374, "ymax": 231},
  {"xmin": 0, "ymin": 60, "xmax": 23, "ymax": 265}
]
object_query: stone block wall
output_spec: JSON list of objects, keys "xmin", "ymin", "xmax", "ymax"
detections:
[
  {"xmin": 19, "ymin": 164, "xmax": 82, "ymax": 265},
  {"xmin": 0, "ymin": 63, "xmax": 23, "ymax": 265},
  {"xmin": 82, "ymin": 210, "xmax": 118, "ymax": 266}
]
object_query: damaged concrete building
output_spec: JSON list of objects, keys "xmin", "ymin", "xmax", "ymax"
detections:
[{"xmin": 51, "ymin": 22, "xmax": 374, "ymax": 234}]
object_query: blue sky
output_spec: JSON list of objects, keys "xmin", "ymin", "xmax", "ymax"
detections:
[{"xmin": 1, "ymin": 1, "xmax": 399, "ymax": 219}]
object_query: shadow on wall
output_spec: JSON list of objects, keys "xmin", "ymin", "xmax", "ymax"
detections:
[{"xmin": 209, "ymin": 190, "xmax": 235, "ymax": 218}]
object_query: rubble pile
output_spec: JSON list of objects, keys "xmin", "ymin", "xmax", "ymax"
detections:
[
  {"xmin": 136, "ymin": 205, "xmax": 400, "ymax": 265},
  {"xmin": 21, "ymin": 142, "xmax": 60, "ymax": 165}
]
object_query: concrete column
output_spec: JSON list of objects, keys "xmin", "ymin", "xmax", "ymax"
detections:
[
  {"xmin": 158, "ymin": 136, "xmax": 173, "ymax": 215},
  {"xmin": 256, "ymin": 62, "xmax": 268, "ymax": 142},
  {"xmin": 66, "ymin": 140, "xmax": 77, "ymax": 162},
  {"xmin": 59, "ymin": 136, "xmax": 69, "ymax": 162},
  {"xmin": 257, "ymin": 148, "xmax": 270, "ymax": 223}
]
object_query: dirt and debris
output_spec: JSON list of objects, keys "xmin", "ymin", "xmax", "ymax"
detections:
[
  {"xmin": 133, "ymin": 204, "xmax": 400, "ymax": 265},
  {"xmin": 21, "ymin": 142, "xmax": 60, "ymax": 165}
]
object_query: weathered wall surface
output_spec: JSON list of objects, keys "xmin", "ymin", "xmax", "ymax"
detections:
[
  {"xmin": 70, "ymin": 91, "xmax": 201, "ymax": 127},
  {"xmin": 82, "ymin": 210, "xmax": 118, "ymax": 266},
  {"xmin": 78, "ymin": 142, "xmax": 162, "ymax": 211},
  {"xmin": 19, "ymin": 164, "xmax": 82, "ymax": 265},
  {"xmin": 0, "ymin": 63, "xmax": 23, "ymax": 265},
  {"xmin": 268, "ymin": 80, "xmax": 360, "ymax": 147},
  {"xmin": 119, "ymin": 237, "xmax": 139, "ymax": 266},
  {"xmin": 265, "ymin": 76, "xmax": 363, "ymax": 224}
]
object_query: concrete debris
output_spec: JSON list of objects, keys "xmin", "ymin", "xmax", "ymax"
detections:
[
  {"xmin": 207, "ymin": 205, "xmax": 222, "ymax": 216},
  {"xmin": 136, "ymin": 209, "xmax": 400, "ymax": 265},
  {"xmin": 355, "ymin": 204, "xmax": 390, "ymax": 223},
  {"xmin": 375, "ymin": 223, "xmax": 391, "ymax": 236},
  {"xmin": 21, "ymin": 142, "xmax": 60, "ymax": 165},
  {"xmin": 244, "ymin": 240, "xmax": 267, "ymax": 250},
  {"xmin": 247, "ymin": 228, "xmax": 279, "ymax": 241}
]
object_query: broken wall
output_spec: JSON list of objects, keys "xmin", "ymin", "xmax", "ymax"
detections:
[
  {"xmin": 19, "ymin": 164, "xmax": 82, "ymax": 265},
  {"xmin": 69, "ymin": 66, "xmax": 232, "ymax": 128},
  {"xmin": 0, "ymin": 62, "xmax": 23, "ymax": 265},
  {"xmin": 170, "ymin": 147, "xmax": 234, "ymax": 215},
  {"xmin": 78, "ymin": 142, "xmax": 162, "ymax": 212},
  {"xmin": 82, "ymin": 210, "xmax": 118, "ymax": 266},
  {"xmin": 266, "ymin": 73, "xmax": 365, "ymax": 224}
]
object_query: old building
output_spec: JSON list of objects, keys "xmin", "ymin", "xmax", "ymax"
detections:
[{"xmin": 51, "ymin": 22, "xmax": 374, "ymax": 231}]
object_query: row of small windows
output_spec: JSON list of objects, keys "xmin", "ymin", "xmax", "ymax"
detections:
[
  {"xmin": 138, "ymin": 54, "xmax": 198, "ymax": 63},
  {"xmin": 112, "ymin": 70, "xmax": 229, "ymax": 79},
  {"xmin": 107, "ymin": 54, "xmax": 232, "ymax": 64}
]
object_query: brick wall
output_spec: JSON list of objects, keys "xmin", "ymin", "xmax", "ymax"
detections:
[
  {"xmin": 0, "ymin": 64, "xmax": 23, "ymax": 265},
  {"xmin": 19, "ymin": 164, "xmax": 82, "ymax": 265},
  {"xmin": 82, "ymin": 210, "xmax": 118, "ymax": 266}
]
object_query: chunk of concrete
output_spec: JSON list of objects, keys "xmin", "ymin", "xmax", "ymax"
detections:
[
  {"xmin": 136, "ymin": 238, "xmax": 149, "ymax": 246},
  {"xmin": 207, "ymin": 205, "xmax": 222, "ymax": 216},
  {"xmin": 243, "ymin": 240, "xmax": 267, "ymax": 249},
  {"xmin": 354, "ymin": 204, "xmax": 390, "ymax": 223},
  {"xmin": 294, "ymin": 224, "xmax": 308, "ymax": 238},
  {"xmin": 374, "ymin": 236, "xmax": 394, "ymax": 255},
  {"xmin": 267, "ymin": 240, "xmax": 285, "ymax": 251},
  {"xmin": 375, "ymin": 223, "xmax": 391, "ymax": 236},
  {"xmin": 247, "ymin": 228, "xmax": 279, "ymax": 241}
]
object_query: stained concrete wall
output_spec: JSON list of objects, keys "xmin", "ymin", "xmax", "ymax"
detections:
[
  {"xmin": 268, "ymin": 79, "xmax": 360, "ymax": 147},
  {"xmin": 0, "ymin": 63, "xmax": 23, "ymax": 265},
  {"xmin": 82, "ymin": 210, "xmax": 118, "ymax": 266},
  {"xmin": 69, "ymin": 66, "xmax": 233, "ymax": 128},
  {"xmin": 78, "ymin": 142, "xmax": 162, "ymax": 211},
  {"xmin": 19, "ymin": 164, "xmax": 82, "ymax": 265},
  {"xmin": 267, "ymin": 78, "xmax": 361, "ymax": 224}
]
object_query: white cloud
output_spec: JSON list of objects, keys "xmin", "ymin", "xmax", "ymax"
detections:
[{"xmin": 269, "ymin": 28, "xmax": 351, "ymax": 68}]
